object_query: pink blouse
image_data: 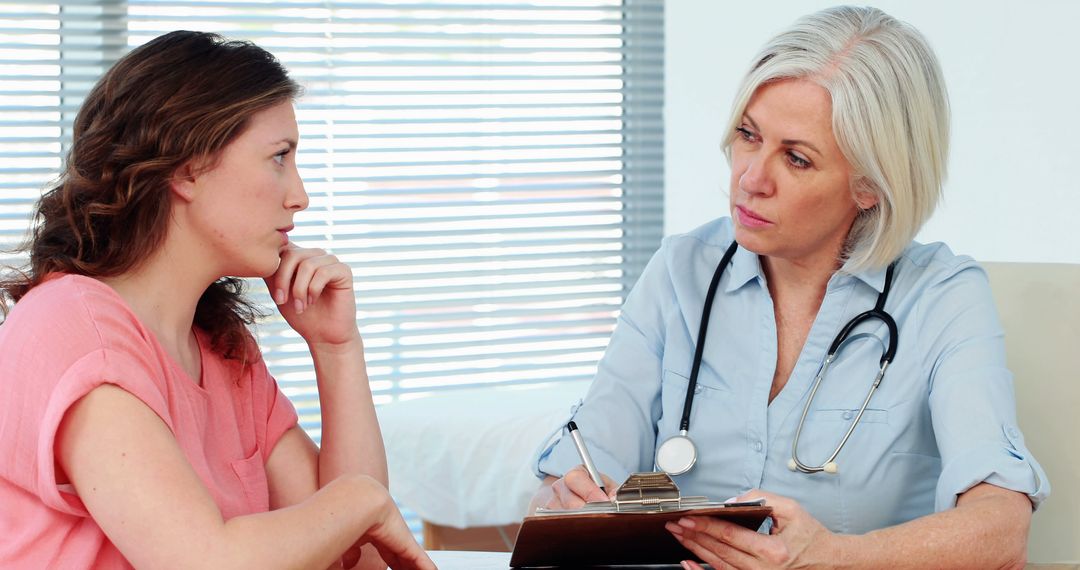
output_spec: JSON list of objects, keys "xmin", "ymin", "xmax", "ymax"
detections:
[{"xmin": 0, "ymin": 274, "xmax": 298, "ymax": 568}]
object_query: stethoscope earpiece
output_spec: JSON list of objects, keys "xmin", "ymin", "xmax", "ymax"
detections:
[{"xmin": 789, "ymin": 458, "xmax": 840, "ymax": 474}]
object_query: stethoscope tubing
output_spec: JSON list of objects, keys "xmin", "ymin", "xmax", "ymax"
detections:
[
  {"xmin": 663, "ymin": 241, "xmax": 899, "ymax": 476},
  {"xmin": 827, "ymin": 263, "xmax": 898, "ymax": 365},
  {"xmin": 789, "ymin": 358, "xmax": 890, "ymax": 473},
  {"xmin": 679, "ymin": 241, "xmax": 740, "ymax": 432}
]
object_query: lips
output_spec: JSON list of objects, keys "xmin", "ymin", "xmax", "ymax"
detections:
[
  {"xmin": 277, "ymin": 224, "xmax": 293, "ymax": 246},
  {"xmin": 735, "ymin": 205, "xmax": 772, "ymax": 227}
]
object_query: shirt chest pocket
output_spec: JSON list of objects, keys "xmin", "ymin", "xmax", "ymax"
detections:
[
  {"xmin": 228, "ymin": 449, "xmax": 271, "ymax": 515},
  {"xmin": 659, "ymin": 368, "xmax": 731, "ymax": 431},
  {"xmin": 662, "ymin": 368, "xmax": 730, "ymax": 397},
  {"xmin": 807, "ymin": 407, "xmax": 889, "ymax": 424}
]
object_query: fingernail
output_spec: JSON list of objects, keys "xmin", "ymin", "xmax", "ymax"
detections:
[
  {"xmin": 681, "ymin": 562, "xmax": 692, "ymax": 570},
  {"xmin": 678, "ymin": 517, "xmax": 696, "ymax": 529},
  {"xmin": 274, "ymin": 289, "xmax": 286, "ymax": 305},
  {"xmin": 294, "ymin": 299, "xmax": 304, "ymax": 314},
  {"xmin": 666, "ymin": 522, "xmax": 683, "ymax": 535}
]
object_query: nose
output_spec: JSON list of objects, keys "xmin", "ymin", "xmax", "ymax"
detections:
[
  {"xmin": 737, "ymin": 151, "xmax": 775, "ymax": 198},
  {"xmin": 285, "ymin": 167, "xmax": 309, "ymax": 212}
]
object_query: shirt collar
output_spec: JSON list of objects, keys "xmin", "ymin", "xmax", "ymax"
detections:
[
  {"xmin": 722, "ymin": 244, "xmax": 891, "ymax": 294},
  {"xmin": 723, "ymin": 244, "xmax": 764, "ymax": 293},
  {"xmin": 847, "ymin": 263, "xmax": 889, "ymax": 294}
]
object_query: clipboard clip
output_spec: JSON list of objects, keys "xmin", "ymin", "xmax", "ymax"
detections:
[{"xmin": 613, "ymin": 472, "xmax": 708, "ymax": 512}]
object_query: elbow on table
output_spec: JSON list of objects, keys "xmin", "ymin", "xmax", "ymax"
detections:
[
  {"xmin": 999, "ymin": 534, "xmax": 1029, "ymax": 570},
  {"xmin": 956, "ymin": 483, "xmax": 1033, "ymax": 570},
  {"xmin": 995, "ymin": 506, "xmax": 1032, "ymax": 570}
]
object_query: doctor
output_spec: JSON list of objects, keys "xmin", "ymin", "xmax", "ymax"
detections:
[{"xmin": 529, "ymin": 6, "xmax": 1047, "ymax": 569}]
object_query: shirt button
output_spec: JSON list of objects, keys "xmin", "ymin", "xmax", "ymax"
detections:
[
  {"xmin": 1007, "ymin": 427, "xmax": 1020, "ymax": 438},
  {"xmin": 842, "ymin": 410, "xmax": 854, "ymax": 420},
  {"xmin": 693, "ymin": 386, "xmax": 703, "ymax": 395},
  {"xmin": 752, "ymin": 441, "xmax": 763, "ymax": 452}
]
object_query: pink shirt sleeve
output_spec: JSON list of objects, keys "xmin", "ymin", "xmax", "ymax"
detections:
[
  {"xmin": 41, "ymin": 349, "xmax": 175, "ymax": 516},
  {"xmin": 0, "ymin": 276, "xmax": 177, "ymax": 518}
]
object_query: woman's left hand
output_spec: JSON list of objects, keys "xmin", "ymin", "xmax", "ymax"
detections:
[
  {"xmin": 665, "ymin": 489, "xmax": 839, "ymax": 570},
  {"xmin": 264, "ymin": 243, "xmax": 360, "ymax": 347}
]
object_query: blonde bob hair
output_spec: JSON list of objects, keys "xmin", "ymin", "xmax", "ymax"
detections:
[{"xmin": 722, "ymin": 6, "xmax": 950, "ymax": 272}]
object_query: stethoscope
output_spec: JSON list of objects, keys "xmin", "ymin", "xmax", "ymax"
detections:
[{"xmin": 654, "ymin": 241, "xmax": 898, "ymax": 476}]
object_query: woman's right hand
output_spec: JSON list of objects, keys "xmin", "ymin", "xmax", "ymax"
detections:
[
  {"xmin": 351, "ymin": 479, "xmax": 436, "ymax": 570},
  {"xmin": 532, "ymin": 465, "xmax": 618, "ymax": 511}
]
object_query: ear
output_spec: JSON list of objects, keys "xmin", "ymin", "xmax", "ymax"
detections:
[
  {"xmin": 169, "ymin": 161, "xmax": 199, "ymax": 203},
  {"xmin": 854, "ymin": 189, "xmax": 879, "ymax": 211},
  {"xmin": 850, "ymin": 176, "xmax": 880, "ymax": 211}
]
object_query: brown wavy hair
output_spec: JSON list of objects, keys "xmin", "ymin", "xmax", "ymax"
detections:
[{"xmin": 0, "ymin": 31, "xmax": 301, "ymax": 364}]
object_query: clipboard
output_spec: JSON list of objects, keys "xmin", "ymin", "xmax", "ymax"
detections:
[{"xmin": 509, "ymin": 473, "xmax": 772, "ymax": 568}]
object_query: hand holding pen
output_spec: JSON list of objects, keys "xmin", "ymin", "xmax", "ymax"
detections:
[
  {"xmin": 560, "ymin": 422, "xmax": 618, "ymax": 504},
  {"xmin": 531, "ymin": 421, "xmax": 618, "ymax": 511}
]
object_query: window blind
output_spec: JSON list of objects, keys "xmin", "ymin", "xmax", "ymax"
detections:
[{"xmin": 0, "ymin": 0, "xmax": 663, "ymax": 536}]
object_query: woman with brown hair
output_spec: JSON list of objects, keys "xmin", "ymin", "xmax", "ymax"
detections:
[{"xmin": 0, "ymin": 31, "xmax": 433, "ymax": 569}]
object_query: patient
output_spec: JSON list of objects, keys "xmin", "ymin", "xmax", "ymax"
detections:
[{"xmin": 0, "ymin": 31, "xmax": 433, "ymax": 570}]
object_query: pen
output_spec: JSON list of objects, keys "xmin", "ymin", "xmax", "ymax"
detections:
[{"xmin": 567, "ymin": 421, "xmax": 606, "ymax": 494}]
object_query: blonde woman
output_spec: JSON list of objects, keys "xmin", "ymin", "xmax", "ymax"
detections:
[{"xmin": 531, "ymin": 6, "xmax": 1047, "ymax": 569}]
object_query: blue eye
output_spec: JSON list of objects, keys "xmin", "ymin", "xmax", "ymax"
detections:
[
  {"xmin": 735, "ymin": 126, "xmax": 757, "ymax": 143},
  {"xmin": 787, "ymin": 151, "xmax": 811, "ymax": 169},
  {"xmin": 273, "ymin": 150, "xmax": 288, "ymax": 166}
]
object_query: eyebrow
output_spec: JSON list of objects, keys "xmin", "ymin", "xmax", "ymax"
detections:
[
  {"xmin": 743, "ymin": 113, "xmax": 822, "ymax": 157},
  {"xmin": 273, "ymin": 138, "xmax": 298, "ymax": 150}
]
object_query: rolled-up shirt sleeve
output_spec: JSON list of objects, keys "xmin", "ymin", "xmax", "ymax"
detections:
[
  {"xmin": 534, "ymin": 241, "xmax": 676, "ymax": 483},
  {"xmin": 924, "ymin": 262, "xmax": 1049, "ymax": 511}
]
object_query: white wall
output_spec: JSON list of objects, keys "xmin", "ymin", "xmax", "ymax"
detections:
[{"xmin": 665, "ymin": 0, "xmax": 1079, "ymax": 264}]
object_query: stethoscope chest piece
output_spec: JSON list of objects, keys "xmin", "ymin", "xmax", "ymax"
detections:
[{"xmin": 656, "ymin": 430, "xmax": 697, "ymax": 476}]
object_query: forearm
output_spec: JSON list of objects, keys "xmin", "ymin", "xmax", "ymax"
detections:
[
  {"xmin": 216, "ymin": 474, "xmax": 387, "ymax": 570},
  {"xmin": 310, "ymin": 337, "xmax": 388, "ymax": 487},
  {"xmin": 834, "ymin": 484, "xmax": 1031, "ymax": 570}
]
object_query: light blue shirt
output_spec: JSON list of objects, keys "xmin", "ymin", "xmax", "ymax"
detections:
[{"xmin": 535, "ymin": 217, "xmax": 1048, "ymax": 534}]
